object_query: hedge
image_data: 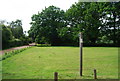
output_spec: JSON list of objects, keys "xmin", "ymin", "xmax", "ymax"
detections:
[{"xmin": 36, "ymin": 44, "xmax": 51, "ymax": 47}]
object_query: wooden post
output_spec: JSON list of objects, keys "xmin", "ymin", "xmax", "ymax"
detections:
[
  {"xmin": 79, "ymin": 32, "xmax": 83, "ymax": 76},
  {"xmin": 54, "ymin": 72, "xmax": 58, "ymax": 81},
  {"xmin": 94, "ymin": 69, "xmax": 97, "ymax": 79}
]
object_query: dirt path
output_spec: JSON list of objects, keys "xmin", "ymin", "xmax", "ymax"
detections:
[{"xmin": 0, "ymin": 43, "xmax": 35, "ymax": 54}]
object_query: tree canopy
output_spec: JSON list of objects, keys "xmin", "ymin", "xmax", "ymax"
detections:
[
  {"xmin": 29, "ymin": 6, "xmax": 66, "ymax": 45},
  {"xmin": 28, "ymin": 2, "xmax": 120, "ymax": 46},
  {"xmin": 1, "ymin": 20, "xmax": 32, "ymax": 49}
]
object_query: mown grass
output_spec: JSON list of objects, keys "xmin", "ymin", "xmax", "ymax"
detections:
[{"xmin": 2, "ymin": 46, "xmax": 118, "ymax": 79}]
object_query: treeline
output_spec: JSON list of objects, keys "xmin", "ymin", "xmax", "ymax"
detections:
[
  {"xmin": 1, "ymin": 20, "xmax": 32, "ymax": 49},
  {"xmin": 28, "ymin": 2, "xmax": 120, "ymax": 46}
]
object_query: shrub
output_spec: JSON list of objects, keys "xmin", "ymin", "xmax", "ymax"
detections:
[
  {"xmin": 36, "ymin": 44, "xmax": 51, "ymax": 47},
  {"xmin": 9, "ymin": 39, "xmax": 23, "ymax": 47}
]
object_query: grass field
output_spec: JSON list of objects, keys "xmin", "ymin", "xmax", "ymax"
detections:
[{"xmin": 2, "ymin": 46, "xmax": 118, "ymax": 79}]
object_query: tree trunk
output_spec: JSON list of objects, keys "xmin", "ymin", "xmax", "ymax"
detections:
[{"xmin": 113, "ymin": 11, "xmax": 116, "ymax": 44}]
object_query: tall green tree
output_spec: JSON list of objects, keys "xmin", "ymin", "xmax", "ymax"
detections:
[
  {"xmin": 65, "ymin": 2, "xmax": 102, "ymax": 44},
  {"xmin": 99, "ymin": 2, "xmax": 120, "ymax": 45},
  {"xmin": 29, "ymin": 6, "xmax": 66, "ymax": 45},
  {"xmin": 1, "ymin": 22, "xmax": 13, "ymax": 49},
  {"xmin": 10, "ymin": 19, "xmax": 23, "ymax": 39},
  {"xmin": 28, "ymin": 2, "xmax": 120, "ymax": 46}
]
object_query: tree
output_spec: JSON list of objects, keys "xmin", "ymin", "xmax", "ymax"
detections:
[
  {"xmin": 10, "ymin": 19, "xmax": 23, "ymax": 39},
  {"xmin": 29, "ymin": 6, "xmax": 66, "ymax": 45},
  {"xmin": 98, "ymin": 2, "xmax": 120, "ymax": 45},
  {"xmin": 1, "ymin": 23, "xmax": 13, "ymax": 49},
  {"xmin": 65, "ymin": 2, "xmax": 102, "ymax": 44},
  {"xmin": 28, "ymin": 2, "xmax": 120, "ymax": 46},
  {"xmin": 1, "ymin": 19, "xmax": 30, "ymax": 49}
]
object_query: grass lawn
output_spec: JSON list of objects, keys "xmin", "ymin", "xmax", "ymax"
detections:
[{"xmin": 2, "ymin": 46, "xmax": 118, "ymax": 79}]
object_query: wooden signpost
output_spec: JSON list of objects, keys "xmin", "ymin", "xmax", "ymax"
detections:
[
  {"xmin": 79, "ymin": 32, "xmax": 83, "ymax": 76},
  {"xmin": 54, "ymin": 72, "xmax": 58, "ymax": 81},
  {"xmin": 94, "ymin": 69, "xmax": 97, "ymax": 79}
]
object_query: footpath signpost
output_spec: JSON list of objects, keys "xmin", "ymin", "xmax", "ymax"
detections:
[{"xmin": 79, "ymin": 32, "xmax": 83, "ymax": 76}]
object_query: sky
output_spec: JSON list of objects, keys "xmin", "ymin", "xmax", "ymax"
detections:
[{"xmin": 0, "ymin": 0, "xmax": 78, "ymax": 32}]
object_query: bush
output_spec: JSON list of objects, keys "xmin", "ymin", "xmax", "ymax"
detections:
[
  {"xmin": 20, "ymin": 36, "xmax": 30, "ymax": 45},
  {"xmin": 36, "ymin": 44, "xmax": 51, "ymax": 47},
  {"xmin": 83, "ymin": 43, "xmax": 119, "ymax": 47},
  {"xmin": 9, "ymin": 39, "xmax": 23, "ymax": 47}
]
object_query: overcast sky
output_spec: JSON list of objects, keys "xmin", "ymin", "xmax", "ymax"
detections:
[{"xmin": 0, "ymin": 0, "xmax": 78, "ymax": 32}]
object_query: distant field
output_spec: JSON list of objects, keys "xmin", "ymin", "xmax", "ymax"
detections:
[{"xmin": 2, "ymin": 46, "xmax": 118, "ymax": 79}]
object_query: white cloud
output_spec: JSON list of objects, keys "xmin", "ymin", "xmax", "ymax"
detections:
[{"xmin": 0, "ymin": 0, "xmax": 78, "ymax": 32}]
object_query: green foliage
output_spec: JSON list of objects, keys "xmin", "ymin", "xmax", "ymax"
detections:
[
  {"xmin": 1, "ymin": 20, "xmax": 32, "ymax": 49},
  {"xmin": 98, "ymin": 2, "xmax": 120, "ymax": 45},
  {"xmin": 29, "ymin": 6, "xmax": 66, "ymax": 45},
  {"xmin": 9, "ymin": 39, "xmax": 23, "ymax": 47},
  {"xmin": 1, "ymin": 24, "xmax": 13, "ymax": 49},
  {"xmin": 66, "ymin": 2, "xmax": 102, "ymax": 44},
  {"xmin": 36, "ymin": 44, "xmax": 51, "ymax": 47},
  {"xmin": 97, "ymin": 36, "xmax": 113, "ymax": 44},
  {"xmin": 28, "ymin": 2, "xmax": 120, "ymax": 46},
  {"xmin": 2, "ymin": 25, "xmax": 13, "ymax": 42},
  {"xmin": 35, "ymin": 36, "xmax": 48, "ymax": 44},
  {"xmin": 20, "ymin": 35, "xmax": 30, "ymax": 45},
  {"xmin": 10, "ymin": 19, "xmax": 23, "ymax": 39}
]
